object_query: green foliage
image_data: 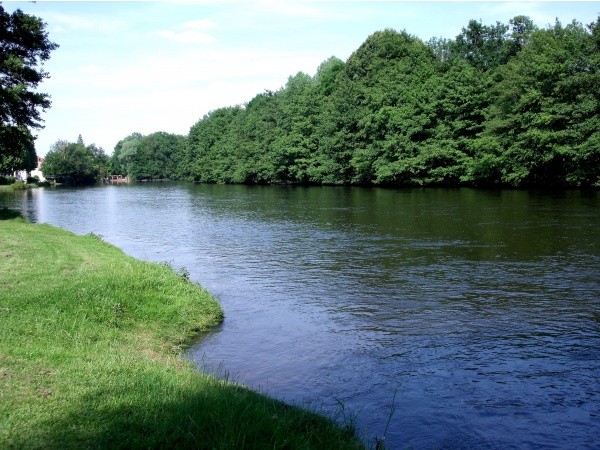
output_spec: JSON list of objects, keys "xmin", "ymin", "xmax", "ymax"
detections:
[
  {"xmin": 115, "ymin": 15, "xmax": 600, "ymax": 189},
  {"xmin": 481, "ymin": 19, "xmax": 600, "ymax": 186},
  {"xmin": 452, "ymin": 19, "xmax": 514, "ymax": 71},
  {"xmin": 111, "ymin": 132, "xmax": 141, "ymax": 176},
  {"xmin": 0, "ymin": 126, "xmax": 37, "ymax": 173},
  {"xmin": 11, "ymin": 179, "xmax": 25, "ymax": 189},
  {"xmin": 132, "ymin": 132, "xmax": 185, "ymax": 180},
  {"xmin": 187, "ymin": 105, "xmax": 251, "ymax": 183},
  {"xmin": 314, "ymin": 56, "xmax": 345, "ymax": 96},
  {"xmin": 112, "ymin": 132, "xmax": 184, "ymax": 180},
  {"xmin": 0, "ymin": 5, "xmax": 58, "ymax": 171},
  {"xmin": 41, "ymin": 137, "xmax": 109, "ymax": 185}
]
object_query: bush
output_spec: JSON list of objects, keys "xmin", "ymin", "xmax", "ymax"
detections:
[
  {"xmin": 0, "ymin": 176, "xmax": 7, "ymax": 185},
  {"xmin": 26, "ymin": 175, "xmax": 39, "ymax": 184},
  {"xmin": 6, "ymin": 176, "xmax": 15, "ymax": 184},
  {"xmin": 12, "ymin": 180, "xmax": 27, "ymax": 190}
]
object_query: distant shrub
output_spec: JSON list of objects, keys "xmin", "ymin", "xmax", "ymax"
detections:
[
  {"xmin": 37, "ymin": 181, "xmax": 51, "ymax": 187},
  {"xmin": 0, "ymin": 176, "xmax": 7, "ymax": 185},
  {"xmin": 27, "ymin": 175, "xmax": 39, "ymax": 184},
  {"xmin": 6, "ymin": 176, "xmax": 15, "ymax": 184},
  {"xmin": 12, "ymin": 181, "xmax": 27, "ymax": 190}
]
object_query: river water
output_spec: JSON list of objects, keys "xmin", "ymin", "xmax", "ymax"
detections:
[{"xmin": 2, "ymin": 183, "xmax": 599, "ymax": 449}]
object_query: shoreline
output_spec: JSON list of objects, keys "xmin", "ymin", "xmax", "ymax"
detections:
[{"xmin": 0, "ymin": 211, "xmax": 365, "ymax": 449}]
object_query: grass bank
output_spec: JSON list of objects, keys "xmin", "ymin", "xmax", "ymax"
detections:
[
  {"xmin": 0, "ymin": 210, "xmax": 365, "ymax": 449},
  {"xmin": 0, "ymin": 182, "xmax": 51, "ymax": 191}
]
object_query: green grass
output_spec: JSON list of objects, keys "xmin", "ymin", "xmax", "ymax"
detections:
[
  {"xmin": 0, "ymin": 181, "xmax": 50, "ymax": 191},
  {"xmin": 0, "ymin": 211, "xmax": 365, "ymax": 449},
  {"xmin": 0, "ymin": 183, "xmax": 28, "ymax": 191}
]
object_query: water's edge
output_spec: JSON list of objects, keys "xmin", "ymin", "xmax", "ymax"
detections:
[{"xmin": 2, "ymin": 183, "xmax": 599, "ymax": 449}]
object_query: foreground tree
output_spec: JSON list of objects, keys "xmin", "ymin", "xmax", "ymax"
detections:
[
  {"xmin": 0, "ymin": 126, "xmax": 37, "ymax": 173},
  {"xmin": 41, "ymin": 137, "xmax": 109, "ymax": 185},
  {"xmin": 0, "ymin": 4, "xmax": 58, "ymax": 172}
]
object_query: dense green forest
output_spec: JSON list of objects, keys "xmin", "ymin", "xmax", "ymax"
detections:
[{"xmin": 112, "ymin": 15, "xmax": 600, "ymax": 188}]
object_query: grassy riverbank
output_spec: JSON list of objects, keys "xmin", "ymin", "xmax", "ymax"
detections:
[{"xmin": 0, "ymin": 210, "xmax": 364, "ymax": 449}]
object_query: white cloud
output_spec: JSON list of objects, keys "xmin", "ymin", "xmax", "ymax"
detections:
[
  {"xmin": 155, "ymin": 29, "xmax": 215, "ymax": 44},
  {"xmin": 22, "ymin": 1, "xmax": 600, "ymax": 157},
  {"xmin": 182, "ymin": 19, "xmax": 216, "ymax": 31},
  {"xmin": 154, "ymin": 17, "xmax": 217, "ymax": 44},
  {"xmin": 475, "ymin": 2, "xmax": 553, "ymax": 27},
  {"xmin": 254, "ymin": 1, "xmax": 331, "ymax": 19},
  {"xmin": 38, "ymin": 40, "xmax": 327, "ymax": 154},
  {"xmin": 44, "ymin": 12, "xmax": 118, "ymax": 34},
  {"xmin": 76, "ymin": 65, "xmax": 102, "ymax": 74}
]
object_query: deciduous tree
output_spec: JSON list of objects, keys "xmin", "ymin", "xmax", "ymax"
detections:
[
  {"xmin": 0, "ymin": 4, "xmax": 58, "ymax": 171},
  {"xmin": 41, "ymin": 137, "xmax": 108, "ymax": 185}
]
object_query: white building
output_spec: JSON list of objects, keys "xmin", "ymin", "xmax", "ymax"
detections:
[{"xmin": 14, "ymin": 156, "xmax": 45, "ymax": 182}]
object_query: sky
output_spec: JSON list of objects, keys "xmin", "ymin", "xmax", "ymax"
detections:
[{"xmin": 4, "ymin": 1, "xmax": 600, "ymax": 157}]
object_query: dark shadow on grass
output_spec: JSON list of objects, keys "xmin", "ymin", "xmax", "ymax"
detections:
[
  {"xmin": 7, "ymin": 375, "xmax": 364, "ymax": 450},
  {"xmin": 0, "ymin": 208, "xmax": 23, "ymax": 220}
]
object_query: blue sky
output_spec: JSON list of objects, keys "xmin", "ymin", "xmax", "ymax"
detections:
[{"xmin": 5, "ymin": 1, "xmax": 600, "ymax": 156}]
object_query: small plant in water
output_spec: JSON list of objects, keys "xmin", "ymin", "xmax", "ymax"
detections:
[
  {"xmin": 332, "ymin": 398, "xmax": 360, "ymax": 439},
  {"xmin": 86, "ymin": 232, "xmax": 105, "ymax": 242},
  {"xmin": 159, "ymin": 260, "xmax": 173, "ymax": 270},
  {"xmin": 374, "ymin": 387, "xmax": 399, "ymax": 450},
  {"xmin": 177, "ymin": 266, "xmax": 191, "ymax": 282}
]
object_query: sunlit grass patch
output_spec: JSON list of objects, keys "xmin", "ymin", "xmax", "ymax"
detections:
[{"xmin": 0, "ymin": 214, "xmax": 365, "ymax": 449}]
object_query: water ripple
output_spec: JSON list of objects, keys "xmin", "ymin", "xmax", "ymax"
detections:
[{"xmin": 2, "ymin": 184, "xmax": 599, "ymax": 449}]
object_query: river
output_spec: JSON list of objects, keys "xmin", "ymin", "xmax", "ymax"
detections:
[{"xmin": 2, "ymin": 183, "xmax": 599, "ymax": 449}]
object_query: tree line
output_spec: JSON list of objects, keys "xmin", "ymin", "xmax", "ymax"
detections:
[
  {"xmin": 109, "ymin": 15, "xmax": 599, "ymax": 188},
  {"xmin": 8, "ymin": 11, "xmax": 598, "ymax": 188}
]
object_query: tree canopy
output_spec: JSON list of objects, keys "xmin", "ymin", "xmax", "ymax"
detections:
[
  {"xmin": 41, "ymin": 136, "xmax": 109, "ymax": 185},
  {"xmin": 0, "ymin": 4, "xmax": 58, "ymax": 173},
  {"xmin": 112, "ymin": 131, "xmax": 185, "ymax": 180},
  {"xmin": 114, "ymin": 15, "xmax": 600, "ymax": 189}
]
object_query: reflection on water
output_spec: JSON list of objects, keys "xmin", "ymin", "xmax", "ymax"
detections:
[{"xmin": 2, "ymin": 184, "xmax": 599, "ymax": 449}]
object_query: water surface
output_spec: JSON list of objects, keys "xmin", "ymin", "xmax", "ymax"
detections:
[{"xmin": 2, "ymin": 184, "xmax": 599, "ymax": 449}]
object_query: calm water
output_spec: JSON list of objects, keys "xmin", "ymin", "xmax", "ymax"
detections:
[{"xmin": 2, "ymin": 183, "xmax": 599, "ymax": 449}]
